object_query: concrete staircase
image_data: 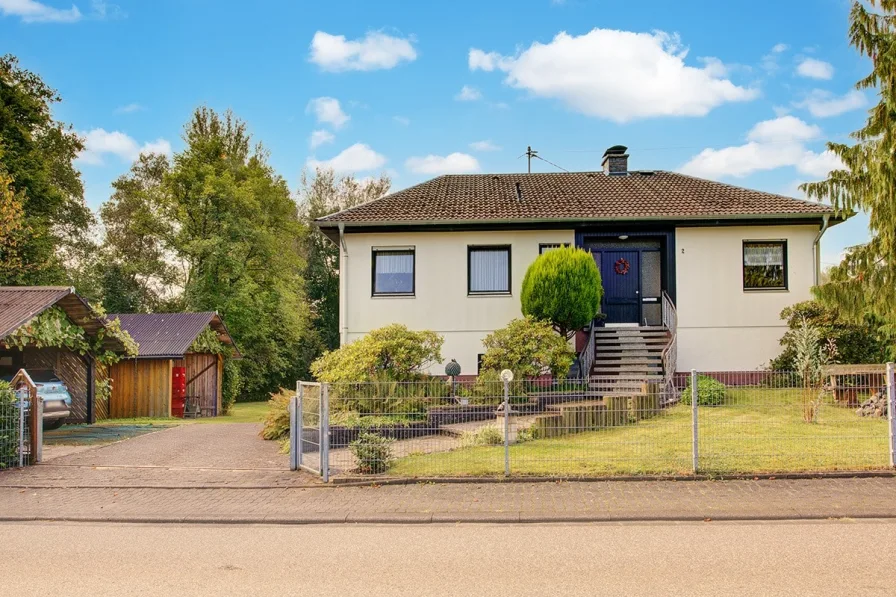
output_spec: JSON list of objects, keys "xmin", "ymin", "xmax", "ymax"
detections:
[{"xmin": 588, "ymin": 326, "xmax": 671, "ymax": 396}]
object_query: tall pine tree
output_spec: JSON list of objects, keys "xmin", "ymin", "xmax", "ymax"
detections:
[{"xmin": 802, "ymin": 1, "xmax": 896, "ymax": 349}]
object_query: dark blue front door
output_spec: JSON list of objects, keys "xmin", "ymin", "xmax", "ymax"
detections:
[{"xmin": 602, "ymin": 250, "xmax": 640, "ymax": 324}]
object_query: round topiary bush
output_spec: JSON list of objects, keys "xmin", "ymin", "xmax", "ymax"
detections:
[
  {"xmin": 680, "ymin": 375, "xmax": 727, "ymax": 406},
  {"xmin": 521, "ymin": 246, "xmax": 603, "ymax": 338}
]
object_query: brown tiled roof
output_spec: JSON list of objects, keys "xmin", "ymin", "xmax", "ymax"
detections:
[
  {"xmin": 316, "ymin": 171, "xmax": 833, "ymax": 226},
  {"xmin": 0, "ymin": 286, "xmax": 125, "ymax": 352},
  {"xmin": 109, "ymin": 312, "xmax": 240, "ymax": 359}
]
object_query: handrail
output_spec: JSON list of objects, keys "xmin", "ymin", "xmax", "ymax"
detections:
[
  {"xmin": 578, "ymin": 322, "xmax": 597, "ymax": 380},
  {"xmin": 660, "ymin": 292, "xmax": 678, "ymax": 403}
]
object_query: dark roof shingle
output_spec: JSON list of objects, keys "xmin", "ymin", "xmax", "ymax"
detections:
[
  {"xmin": 110, "ymin": 312, "xmax": 240, "ymax": 359},
  {"xmin": 316, "ymin": 171, "xmax": 833, "ymax": 226},
  {"xmin": 0, "ymin": 286, "xmax": 125, "ymax": 352}
]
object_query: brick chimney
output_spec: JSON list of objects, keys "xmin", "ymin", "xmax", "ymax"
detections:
[{"xmin": 602, "ymin": 145, "xmax": 629, "ymax": 175}]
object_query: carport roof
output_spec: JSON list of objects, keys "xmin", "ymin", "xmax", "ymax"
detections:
[
  {"xmin": 109, "ymin": 312, "xmax": 241, "ymax": 359},
  {"xmin": 0, "ymin": 286, "xmax": 125, "ymax": 352}
]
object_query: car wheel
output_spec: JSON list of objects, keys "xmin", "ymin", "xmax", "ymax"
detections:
[{"xmin": 43, "ymin": 419, "xmax": 65, "ymax": 431}]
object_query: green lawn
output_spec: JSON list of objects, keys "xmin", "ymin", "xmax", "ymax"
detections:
[
  {"xmin": 96, "ymin": 401, "xmax": 269, "ymax": 427},
  {"xmin": 390, "ymin": 388, "xmax": 890, "ymax": 477}
]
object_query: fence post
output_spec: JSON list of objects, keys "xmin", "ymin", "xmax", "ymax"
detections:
[
  {"xmin": 887, "ymin": 363, "xmax": 895, "ymax": 468},
  {"xmin": 33, "ymin": 396, "xmax": 42, "ymax": 464},
  {"xmin": 16, "ymin": 387, "xmax": 25, "ymax": 468},
  {"xmin": 503, "ymin": 378, "xmax": 510, "ymax": 477},
  {"xmin": 289, "ymin": 388, "xmax": 298, "ymax": 472},
  {"xmin": 297, "ymin": 382, "xmax": 304, "ymax": 468},
  {"xmin": 691, "ymin": 369, "xmax": 698, "ymax": 474},
  {"xmin": 321, "ymin": 382, "xmax": 330, "ymax": 483}
]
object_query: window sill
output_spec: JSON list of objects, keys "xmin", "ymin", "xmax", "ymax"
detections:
[
  {"xmin": 467, "ymin": 292, "xmax": 512, "ymax": 297},
  {"xmin": 371, "ymin": 294, "xmax": 416, "ymax": 299},
  {"xmin": 743, "ymin": 288, "xmax": 789, "ymax": 293}
]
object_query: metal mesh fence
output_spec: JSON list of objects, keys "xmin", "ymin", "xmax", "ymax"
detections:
[
  {"xmin": 294, "ymin": 382, "xmax": 324, "ymax": 478},
  {"xmin": 293, "ymin": 366, "xmax": 896, "ymax": 480},
  {"xmin": 695, "ymin": 370, "xmax": 891, "ymax": 474},
  {"xmin": 0, "ymin": 386, "xmax": 31, "ymax": 469}
]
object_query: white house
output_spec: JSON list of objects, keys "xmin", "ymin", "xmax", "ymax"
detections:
[{"xmin": 316, "ymin": 146, "xmax": 838, "ymax": 376}]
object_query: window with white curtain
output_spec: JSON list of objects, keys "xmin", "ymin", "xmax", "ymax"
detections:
[
  {"xmin": 468, "ymin": 246, "xmax": 511, "ymax": 294},
  {"xmin": 372, "ymin": 248, "xmax": 415, "ymax": 295},
  {"xmin": 743, "ymin": 241, "xmax": 787, "ymax": 290}
]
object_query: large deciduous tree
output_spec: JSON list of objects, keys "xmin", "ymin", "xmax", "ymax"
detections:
[
  {"xmin": 0, "ymin": 55, "xmax": 92, "ymax": 284},
  {"xmin": 98, "ymin": 107, "xmax": 317, "ymax": 401},
  {"xmin": 801, "ymin": 1, "xmax": 896, "ymax": 351},
  {"xmin": 297, "ymin": 168, "xmax": 391, "ymax": 351}
]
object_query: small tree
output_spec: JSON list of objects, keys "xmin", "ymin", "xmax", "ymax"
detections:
[
  {"xmin": 521, "ymin": 246, "xmax": 603, "ymax": 338},
  {"xmin": 480, "ymin": 316, "xmax": 575, "ymax": 378},
  {"xmin": 310, "ymin": 324, "xmax": 443, "ymax": 383},
  {"xmin": 792, "ymin": 316, "xmax": 838, "ymax": 423}
]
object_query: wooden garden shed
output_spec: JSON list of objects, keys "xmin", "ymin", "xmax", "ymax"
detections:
[
  {"xmin": 107, "ymin": 312, "xmax": 239, "ymax": 419},
  {"xmin": 0, "ymin": 286, "xmax": 126, "ymax": 424}
]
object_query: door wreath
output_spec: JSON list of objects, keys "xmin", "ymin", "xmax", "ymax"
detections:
[{"xmin": 614, "ymin": 258, "xmax": 630, "ymax": 276}]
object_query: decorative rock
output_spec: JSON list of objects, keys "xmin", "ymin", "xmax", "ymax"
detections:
[{"xmin": 856, "ymin": 389, "xmax": 889, "ymax": 418}]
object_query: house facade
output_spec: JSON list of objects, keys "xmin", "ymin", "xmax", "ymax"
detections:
[{"xmin": 317, "ymin": 147, "xmax": 837, "ymax": 375}]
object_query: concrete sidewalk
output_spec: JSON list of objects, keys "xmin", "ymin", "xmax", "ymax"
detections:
[{"xmin": 2, "ymin": 475, "xmax": 896, "ymax": 524}]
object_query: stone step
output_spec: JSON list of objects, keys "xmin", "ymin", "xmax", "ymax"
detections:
[
  {"xmin": 593, "ymin": 330, "xmax": 669, "ymax": 337},
  {"xmin": 595, "ymin": 349, "xmax": 663, "ymax": 360},
  {"xmin": 595, "ymin": 338, "xmax": 669, "ymax": 345},
  {"xmin": 595, "ymin": 357, "xmax": 663, "ymax": 364}
]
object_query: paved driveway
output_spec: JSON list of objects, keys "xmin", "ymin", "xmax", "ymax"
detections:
[
  {"xmin": 1, "ymin": 423, "xmax": 312, "ymax": 488},
  {"xmin": 49, "ymin": 423, "xmax": 287, "ymax": 469}
]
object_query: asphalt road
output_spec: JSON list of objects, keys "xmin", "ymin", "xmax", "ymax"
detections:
[{"xmin": 1, "ymin": 520, "xmax": 892, "ymax": 596}]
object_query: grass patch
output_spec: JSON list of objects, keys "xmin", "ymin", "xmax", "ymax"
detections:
[
  {"xmin": 94, "ymin": 401, "xmax": 269, "ymax": 427},
  {"xmin": 390, "ymin": 388, "xmax": 889, "ymax": 477}
]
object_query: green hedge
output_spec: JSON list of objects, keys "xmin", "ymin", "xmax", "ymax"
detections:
[{"xmin": 680, "ymin": 375, "xmax": 727, "ymax": 407}]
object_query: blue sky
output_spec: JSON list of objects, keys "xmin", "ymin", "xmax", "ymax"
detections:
[{"xmin": 0, "ymin": 0, "xmax": 871, "ymax": 265}]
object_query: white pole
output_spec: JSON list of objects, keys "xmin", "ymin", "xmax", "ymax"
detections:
[
  {"xmin": 691, "ymin": 369, "xmax": 698, "ymax": 474},
  {"xmin": 321, "ymin": 383, "xmax": 330, "ymax": 483},
  {"xmin": 289, "ymin": 391, "xmax": 298, "ymax": 472},
  {"xmin": 887, "ymin": 363, "xmax": 895, "ymax": 468},
  {"xmin": 503, "ymin": 379, "xmax": 510, "ymax": 477}
]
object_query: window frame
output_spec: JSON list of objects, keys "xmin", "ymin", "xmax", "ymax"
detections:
[
  {"xmin": 742, "ymin": 240, "xmax": 788, "ymax": 292},
  {"xmin": 467, "ymin": 245, "xmax": 512, "ymax": 295},
  {"xmin": 371, "ymin": 247, "xmax": 416, "ymax": 297},
  {"xmin": 538, "ymin": 242, "xmax": 570, "ymax": 255}
]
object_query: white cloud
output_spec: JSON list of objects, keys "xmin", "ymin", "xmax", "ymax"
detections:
[
  {"xmin": 0, "ymin": 0, "xmax": 81, "ymax": 23},
  {"xmin": 771, "ymin": 43, "xmax": 789, "ymax": 53},
  {"xmin": 309, "ymin": 30, "xmax": 417, "ymax": 72},
  {"xmin": 309, "ymin": 129, "xmax": 335, "ymax": 149},
  {"xmin": 77, "ymin": 128, "xmax": 171, "ymax": 165},
  {"xmin": 455, "ymin": 85, "xmax": 482, "ymax": 101},
  {"xmin": 796, "ymin": 89, "xmax": 866, "ymax": 118},
  {"xmin": 469, "ymin": 140, "xmax": 501, "ymax": 152},
  {"xmin": 115, "ymin": 103, "xmax": 144, "ymax": 114},
  {"xmin": 796, "ymin": 57, "xmax": 834, "ymax": 80},
  {"xmin": 747, "ymin": 115, "xmax": 821, "ymax": 143},
  {"xmin": 405, "ymin": 153, "xmax": 480, "ymax": 175},
  {"xmin": 306, "ymin": 97, "xmax": 349, "ymax": 129},
  {"xmin": 469, "ymin": 29, "xmax": 757, "ymax": 123},
  {"xmin": 797, "ymin": 150, "xmax": 843, "ymax": 178},
  {"xmin": 307, "ymin": 143, "xmax": 387, "ymax": 172},
  {"xmin": 679, "ymin": 116, "xmax": 839, "ymax": 180},
  {"xmin": 393, "ymin": 116, "xmax": 410, "ymax": 126}
]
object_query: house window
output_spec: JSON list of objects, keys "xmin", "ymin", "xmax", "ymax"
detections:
[
  {"xmin": 468, "ymin": 246, "xmax": 511, "ymax": 294},
  {"xmin": 477, "ymin": 354, "xmax": 485, "ymax": 374},
  {"xmin": 743, "ymin": 241, "xmax": 787, "ymax": 290},
  {"xmin": 372, "ymin": 248, "xmax": 415, "ymax": 296},
  {"xmin": 539, "ymin": 243, "xmax": 569, "ymax": 254}
]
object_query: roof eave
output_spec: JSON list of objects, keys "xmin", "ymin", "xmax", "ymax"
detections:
[{"xmin": 316, "ymin": 211, "xmax": 840, "ymax": 230}]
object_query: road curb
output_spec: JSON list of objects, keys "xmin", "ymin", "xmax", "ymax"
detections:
[{"xmin": 2, "ymin": 512, "xmax": 896, "ymax": 525}]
